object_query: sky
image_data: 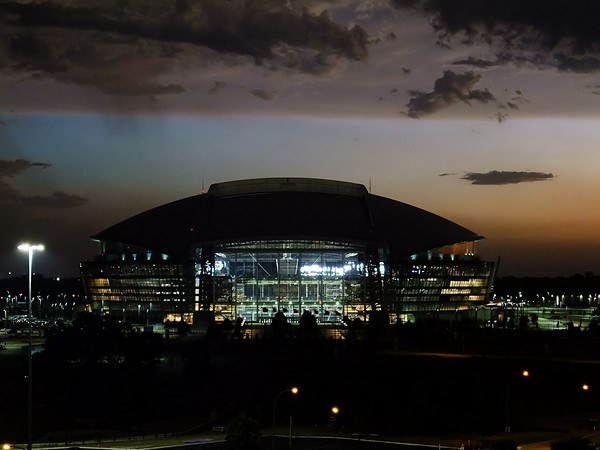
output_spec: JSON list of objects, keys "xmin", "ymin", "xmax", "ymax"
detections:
[{"xmin": 1, "ymin": 0, "xmax": 600, "ymax": 279}]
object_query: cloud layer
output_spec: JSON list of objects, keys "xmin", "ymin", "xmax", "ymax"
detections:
[
  {"xmin": 397, "ymin": 0, "xmax": 600, "ymax": 73},
  {"xmin": 1, "ymin": 0, "xmax": 598, "ymax": 120},
  {"xmin": 0, "ymin": 0, "xmax": 369, "ymax": 98}
]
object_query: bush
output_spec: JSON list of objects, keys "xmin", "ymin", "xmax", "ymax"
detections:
[
  {"xmin": 491, "ymin": 438, "xmax": 518, "ymax": 450},
  {"xmin": 225, "ymin": 413, "xmax": 261, "ymax": 450},
  {"xmin": 551, "ymin": 436, "xmax": 594, "ymax": 450}
]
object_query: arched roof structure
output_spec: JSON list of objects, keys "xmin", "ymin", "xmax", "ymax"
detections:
[{"xmin": 93, "ymin": 177, "xmax": 482, "ymax": 256}]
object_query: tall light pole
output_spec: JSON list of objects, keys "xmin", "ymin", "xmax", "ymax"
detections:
[
  {"xmin": 17, "ymin": 243, "xmax": 44, "ymax": 450},
  {"xmin": 505, "ymin": 369, "xmax": 528, "ymax": 433},
  {"xmin": 272, "ymin": 387, "xmax": 298, "ymax": 450}
]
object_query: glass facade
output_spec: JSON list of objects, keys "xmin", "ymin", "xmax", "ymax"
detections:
[
  {"xmin": 193, "ymin": 240, "xmax": 367, "ymax": 323},
  {"xmin": 81, "ymin": 240, "xmax": 494, "ymax": 325},
  {"xmin": 80, "ymin": 261, "xmax": 194, "ymax": 323},
  {"xmin": 190, "ymin": 239, "xmax": 494, "ymax": 324},
  {"xmin": 387, "ymin": 260, "xmax": 496, "ymax": 315}
]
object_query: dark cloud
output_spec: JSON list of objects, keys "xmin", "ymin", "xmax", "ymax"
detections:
[
  {"xmin": 208, "ymin": 81, "xmax": 227, "ymax": 95},
  {"xmin": 438, "ymin": 172, "xmax": 455, "ymax": 177},
  {"xmin": 0, "ymin": 158, "xmax": 51, "ymax": 178},
  {"xmin": 31, "ymin": 162, "xmax": 53, "ymax": 168},
  {"xmin": 101, "ymin": 82, "xmax": 185, "ymax": 97},
  {"xmin": 491, "ymin": 112, "xmax": 508, "ymax": 123},
  {"xmin": 491, "ymin": 90, "xmax": 529, "ymax": 117},
  {"xmin": 452, "ymin": 57, "xmax": 497, "ymax": 68},
  {"xmin": 0, "ymin": 0, "xmax": 369, "ymax": 97},
  {"xmin": 428, "ymin": 0, "xmax": 599, "ymax": 50},
  {"xmin": 3, "ymin": 26, "xmax": 186, "ymax": 98},
  {"xmin": 394, "ymin": 0, "xmax": 600, "ymax": 73},
  {"xmin": 406, "ymin": 70, "xmax": 495, "ymax": 118},
  {"xmin": 556, "ymin": 55, "xmax": 600, "ymax": 73},
  {"xmin": 0, "ymin": 180, "xmax": 20, "ymax": 201},
  {"xmin": 0, "ymin": 159, "xmax": 88, "ymax": 209},
  {"xmin": 22, "ymin": 190, "xmax": 89, "ymax": 208},
  {"xmin": 461, "ymin": 170, "xmax": 555, "ymax": 185},
  {"xmin": 467, "ymin": 88, "xmax": 495, "ymax": 103},
  {"xmin": 251, "ymin": 89, "xmax": 274, "ymax": 101},
  {"xmin": 269, "ymin": 45, "xmax": 348, "ymax": 76}
]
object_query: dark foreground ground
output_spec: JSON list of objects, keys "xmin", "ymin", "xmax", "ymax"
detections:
[{"xmin": 2, "ymin": 326, "xmax": 600, "ymax": 448}]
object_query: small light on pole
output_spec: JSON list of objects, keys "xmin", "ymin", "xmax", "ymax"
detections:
[
  {"xmin": 331, "ymin": 406, "xmax": 339, "ymax": 414},
  {"xmin": 583, "ymin": 384, "xmax": 590, "ymax": 391},
  {"xmin": 18, "ymin": 243, "xmax": 44, "ymax": 450}
]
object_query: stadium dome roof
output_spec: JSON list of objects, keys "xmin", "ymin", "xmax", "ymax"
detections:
[{"xmin": 92, "ymin": 178, "xmax": 483, "ymax": 256}]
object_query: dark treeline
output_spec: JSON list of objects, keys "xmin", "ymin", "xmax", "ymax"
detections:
[
  {"xmin": 0, "ymin": 275, "xmax": 85, "ymax": 298},
  {"xmin": 0, "ymin": 276, "xmax": 85, "ymax": 321},
  {"xmin": 494, "ymin": 273, "xmax": 600, "ymax": 305}
]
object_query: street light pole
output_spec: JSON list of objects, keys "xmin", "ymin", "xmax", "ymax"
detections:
[
  {"xmin": 17, "ymin": 243, "xmax": 44, "ymax": 450},
  {"xmin": 272, "ymin": 387, "xmax": 298, "ymax": 450},
  {"xmin": 505, "ymin": 369, "xmax": 528, "ymax": 433},
  {"xmin": 505, "ymin": 379, "xmax": 510, "ymax": 433},
  {"xmin": 288, "ymin": 415, "xmax": 292, "ymax": 450}
]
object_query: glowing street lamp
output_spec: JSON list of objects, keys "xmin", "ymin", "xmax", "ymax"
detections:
[
  {"xmin": 272, "ymin": 387, "xmax": 299, "ymax": 450},
  {"xmin": 329, "ymin": 406, "xmax": 340, "ymax": 430},
  {"xmin": 17, "ymin": 243, "xmax": 43, "ymax": 450}
]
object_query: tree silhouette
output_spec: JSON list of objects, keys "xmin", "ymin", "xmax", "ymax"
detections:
[
  {"xmin": 225, "ymin": 413, "xmax": 261, "ymax": 450},
  {"xmin": 518, "ymin": 314, "xmax": 529, "ymax": 329},
  {"xmin": 551, "ymin": 436, "xmax": 594, "ymax": 450},
  {"xmin": 530, "ymin": 313, "xmax": 539, "ymax": 328},
  {"xmin": 271, "ymin": 311, "xmax": 290, "ymax": 339},
  {"xmin": 298, "ymin": 311, "xmax": 320, "ymax": 339},
  {"xmin": 491, "ymin": 439, "xmax": 518, "ymax": 450}
]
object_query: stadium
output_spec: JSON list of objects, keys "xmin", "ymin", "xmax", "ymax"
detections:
[{"xmin": 80, "ymin": 178, "xmax": 495, "ymax": 327}]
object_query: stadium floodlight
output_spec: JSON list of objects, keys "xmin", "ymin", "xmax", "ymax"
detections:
[{"xmin": 17, "ymin": 243, "xmax": 44, "ymax": 450}]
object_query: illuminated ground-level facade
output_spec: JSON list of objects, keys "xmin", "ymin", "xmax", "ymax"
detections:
[{"xmin": 80, "ymin": 178, "xmax": 495, "ymax": 325}]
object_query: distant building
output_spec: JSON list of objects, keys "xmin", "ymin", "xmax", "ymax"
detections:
[{"xmin": 80, "ymin": 178, "xmax": 495, "ymax": 325}]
